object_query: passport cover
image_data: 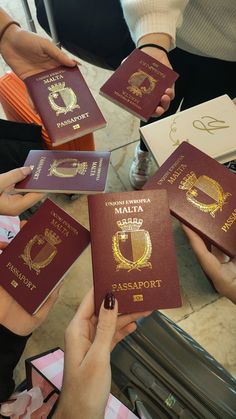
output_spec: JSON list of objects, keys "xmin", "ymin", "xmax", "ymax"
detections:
[
  {"xmin": 88, "ymin": 189, "xmax": 182, "ymax": 314},
  {"xmin": 15, "ymin": 150, "xmax": 111, "ymax": 194},
  {"xmin": 24, "ymin": 65, "xmax": 106, "ymax": 146},
  {"xmin": 100, "ymin": 48, "xmax": 179, "ymax": 122},
  {"xmin": 0, "ymin": 72, "xmax": 95, "ymax": 151},
  {"xmin": 140, "ymin": 94, "xmax": 236, "ymax": 166},
  {"xmin": 0, "ymin": 199, "xmax": 90, "ymax": 314},
  {"xmin": 143, "ymin": 141, "xmax": 236, "ymax": 257}
]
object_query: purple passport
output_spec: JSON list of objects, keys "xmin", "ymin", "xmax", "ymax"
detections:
[
  {"xmin": 144, "ymin": 141, "xmax": 236, "ymax": 257},
  {"xmin": 24, "ymin": 65, "xmax": 106, "ymax": 146},
  {"xmin": 0, "ymin": 199, "xmax": 90, "ymax": 314},
  {"xmin": 100, "ymin": 48, "xmax": 179, "ymax": 121},
  {"xmin": 88, "ymin": 189, "xmax": 182, "ymax": 315},
  {"xmin": 15, "ymin": 150, "xmax": 111, "ymax": 194}
]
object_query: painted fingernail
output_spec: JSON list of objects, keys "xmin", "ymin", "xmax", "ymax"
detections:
[{"xmin": 104, "ymin": 292, "xmax": 115, "ymax": 310}]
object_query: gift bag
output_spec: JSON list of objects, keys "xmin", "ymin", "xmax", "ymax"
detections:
[{"xmin": 25, "ymin": 348, "xmax": 63, "ymax": 418}]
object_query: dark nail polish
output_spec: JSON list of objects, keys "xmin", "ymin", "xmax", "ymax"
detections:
[{"xmin": 104, "ymin": 292, "xmax": 115, "ymax": 310}]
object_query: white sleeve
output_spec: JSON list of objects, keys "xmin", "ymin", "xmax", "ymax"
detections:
[{"xmin": 120, "ymin": 0, "xmax": 189, "ymax": 48}]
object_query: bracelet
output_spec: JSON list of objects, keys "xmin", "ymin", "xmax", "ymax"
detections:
[
  {"xmin": 138, "ymin": 43, "xmax": 169, "ymax": 56},
  {"xmin": 0, "ymin": 20, "xmax": 21, "ymax": 44}
]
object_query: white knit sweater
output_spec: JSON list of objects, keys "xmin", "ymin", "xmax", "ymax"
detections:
[{"xmin": 120, "ymin": 0, "xmax": 236, "ymax": 61}]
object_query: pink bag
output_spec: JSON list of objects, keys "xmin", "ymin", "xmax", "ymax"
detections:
[{"xmin": 25, "ymin": 347, "xmax": 138, "ymax": 418}]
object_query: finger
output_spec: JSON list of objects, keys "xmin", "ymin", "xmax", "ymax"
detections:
[
  {"xmin": 75, "ymin": 288, "xmax": 95, "ymax": 321},
  {"xmin": 42, "ymin": 39, "xmax": 77, "ymax": 67},
  {"xmin": 211, "ymin": 246, "xmax": 230, "ymax": 263},
  {"xmin": 181, "ymin": 224, "xmax": 221, "ymax": 276},
  {"xmin": 20, "ymin": 220, "xmax": 27, "ymax": 229},
  {"xmin": 182, "ymin": 224, "xmax": 209, "ymax": 256},
  {"xmin": 0, "ymin": 167, "xmax": 32, "ymax": 192},
  {"xmin": 63, "ymin": 288, "xmax": 96, "ymax": 366},
  {"xmin": 152, "ymin": 93, "xmax": 172, "ymax": 117},
  {"xmin": 0, "ymin": 241, "xmax": 8, "ymax": 250},
  {"xmin": 160, "ymin": 94, "xmax": 171, "ymax": 110},
  {"xmin": 165, "ymin": 86, "xmax": 175, "ymax": 101},
  {"xmin": 116, "ymin": 310, "xmax": 151, "ymax": 331},
  {"xmin": 93, "ymin": 296, "xmax": 118, "ymax": 353},
  {"xmin": 112, "ymin": 322, "xmax": 137, "ymax": 349}
]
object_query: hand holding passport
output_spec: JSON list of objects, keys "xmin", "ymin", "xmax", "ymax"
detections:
[{"xmin": 100, "ymin": 48, "xmax": 179, "ymax": 122}]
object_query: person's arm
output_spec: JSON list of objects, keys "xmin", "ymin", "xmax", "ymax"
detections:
[
  {"xmin": 120, "ymin": 0, "xmax": 189, "ymax": 116},
  {"xmin": 53, "ymin": 289, "xmax": 151, "ymax": 419},
  {"xmin": 182, "ymin": 224, "xmax": 236, "ymax": 304},
  {"xmin": 0, "ymin": 7, "xmax": 76, "ymax": 79}
]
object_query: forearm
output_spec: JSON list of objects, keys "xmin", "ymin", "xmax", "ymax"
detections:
[
  {"xmin": 120, "ymin": 0, "xmax": 189, "ymax": 48},
  {"xmin": 0, "ymin": 8, "xmax": 13, "ymax": 29},
  {"xmin": 138, "ymin": 33, "xmax": 172, "ymax": 51},
  {"xmin": 0, "ymin": 8, "xmax": 21, "ymax": 56}
]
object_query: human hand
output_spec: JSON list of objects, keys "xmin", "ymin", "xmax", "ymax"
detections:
[
  {"xmin": 0, "ymin": 285, "xmax": 59, "ymax": 336},
  {"xmin": 0, "ymin": 24, "xmax": 76, "ymax": 79},
  {"xmin": 137, "ymin": 33, "xmax": 174, "ymax": 117},
  {"xmin": 0, "ymin": 167, "xmax": 45, "ymax": 216},
  {"xmin": 182, "ymin": 224, "xmax": 236, "ymax": 304},
  {"xmin": 140, "ymin": 46, "xmax": 174, "ymax": 117},
  {"xmin": 54, "ymin": 289, "xmax": 151, "ymax": 419}
]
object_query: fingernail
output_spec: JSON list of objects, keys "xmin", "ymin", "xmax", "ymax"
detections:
[
  {"xmin": 104, "ymin": 292, "xmax": 115, "ymax": 310},
  {"xmin": 21, "ymin": 166, "xmax": 32, "ymax": 176}
]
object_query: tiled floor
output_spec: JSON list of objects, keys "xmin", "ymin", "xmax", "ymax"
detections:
[{"xmin": 0, "ymin": 0, "xmax": 236, "ymax": 390}]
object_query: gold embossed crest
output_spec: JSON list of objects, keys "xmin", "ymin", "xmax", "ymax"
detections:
[
  {"xmin": 48, "ymin": 82, "xmax": 80, "ymax": 115},
  {"xmin": 127, "ymin": 70, "xmax": 157, "ymax": 97},
  {"xmin": 112, "ymin": 218, "xmax": 152, "ymax": 271},
  {"xmin": 179, "ymin": 171, "xmax": 231, "ymax": 217},
  {"xmin": 21, "ymin": 228, "xmax": 61, "ymax": 274},
  {"xmin": 48, "ymin": 159, "xmax": 88, "ymax": 177}
]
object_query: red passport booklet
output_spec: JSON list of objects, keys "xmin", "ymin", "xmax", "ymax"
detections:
[
  {"xmin": 15, "ymin": 150, "xmax": 111, "ymax": 194},
  {"xmin": 0, "ymin": 199, "xmax": 90, "ymax": 314},
  {"xmin": 88, "ymin": 189, "xmax": 182, "ymax": 314},
  {"xmin": 99, "ymin": 48, "xmax": 179, "ymax": 122},
  {"xmin": 144, "ymin": 141, "xmax": 236, "ymax": 257},
  {"xmin": 24, "ymin": 65, "xmax": 106, "ymax": 146}
]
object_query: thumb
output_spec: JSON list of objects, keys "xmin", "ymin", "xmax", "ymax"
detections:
[
  {"xmin": 93, "ymin": 293, "xmax": 118, "ymax": 353},
  {"xmin": 0, "ymin": 167, "xmax": 32, "ymax": 192}
]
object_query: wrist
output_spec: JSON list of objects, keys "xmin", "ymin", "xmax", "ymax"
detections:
[
  {"xmin": 138, "ymin": 43, "xmax": 169, "ymax": 56},
  {"xmin": 138, "ymin": 33, "xmax": 171, "ymax": 52},
  {"xmin": 0, "ymin": 21, "xmax": 21, "ymax": 52}
]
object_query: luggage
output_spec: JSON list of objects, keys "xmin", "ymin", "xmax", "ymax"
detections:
[{"xmin": 111, "ymin": 311, "xmax": 236, "ymax": 418}]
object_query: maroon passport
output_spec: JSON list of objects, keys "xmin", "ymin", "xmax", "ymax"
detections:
[
  {"xmin": 15, "ymin": 150, "xmax": 110, "ymax": 194},
  {"xmin": 144, "ymin": 141, "xmax": 236, "ymax": 257},
  {"xmin": 88, "ymin": 189, "xmax": 182, "ymax": 315},
  {"xmin": 0, "ymin": 199, "xmax": 90, "ymax": 314},
  {"xmin": 24, "ymin": 65, "xmax": 106, "ymax": 146},
  {"xmin": 100, "ymin": 48, "xmax": 179, "ymax": 122}
]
